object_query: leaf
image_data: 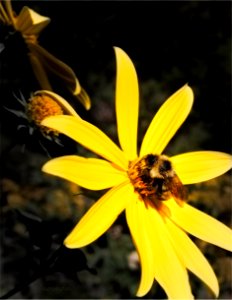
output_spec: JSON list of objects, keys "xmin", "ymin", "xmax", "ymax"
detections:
[{"xmin": 51, "ymin": 245, "xmax": 96, "ymax": 277}]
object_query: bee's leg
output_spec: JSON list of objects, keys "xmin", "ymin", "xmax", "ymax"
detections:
[
  {"xmin": 174, "ymin": 197, "xmax": 185, "ymax": 207},
  {"xmin": 152, "ymin": 178, "xmax": 164, "ymax": 197},
  {"xmin": 149, "ymin": 198, "xmax": 171, "ymax": 220}
]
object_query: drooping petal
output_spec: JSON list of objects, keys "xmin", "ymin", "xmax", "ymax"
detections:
[
  {"xmin": 64, "ymin": 181, "xmax": 133, "ymax": 248},
  {"xmin": 28, "ymin": 43, "xmax": 91, "ymax": 109},
  {"xmin": 41, "ymin": 115, "xmax": 128, "ymax": 170},
  {"xmin": 75, "ymin": 87, "xmax": 91, "ymax": 111},
  {"xmin": 115, "ymin": 47, "xmax": 139, "ymax": 160},
  {"xmin": 166, "ymin": 199, "xmax": 232, "ymax": 251},
  {"xmin": 28, "ymin": 52, "xmax": 52, "ymax": 91},
  {"xmin": 147, "ymin": 205, "xmax": 193, "ymax": 299},
  {"xmin": 42, "ymin": 155, "xmax": 127, "ymax": 190},
  {"xmin": 126, "ymin": 198, "xmax": 155, "ymax": 296},
  {"xmin": 171, "ymin": 151, "xmax": 232, "ymax": 184},
  {"xmin": 140, "ymin": 85, "xmax": 193, "ymax": 156},
  {"xmin": 166, "ymin": 218, "xmax": 219, "ymax": 297}
]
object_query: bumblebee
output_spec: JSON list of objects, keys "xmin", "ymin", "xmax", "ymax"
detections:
[{"xmin": 128, "ymin": 154, "xmax": 186, "ymax": 206}]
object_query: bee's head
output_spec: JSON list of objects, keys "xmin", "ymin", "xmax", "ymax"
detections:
[
  {"xmin": 159, "ymin": 158, "xmax": 172, "ymax": 175},
  {"xmin": 147, "ymin": 154, "xmax": 174, "ymax": 178},
  {"xmin": 145, "ymin": 154, "xmax": 159, "ymax": 168}
]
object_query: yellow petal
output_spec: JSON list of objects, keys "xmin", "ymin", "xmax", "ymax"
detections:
[
  {"xmin": 75, "ymin": 87, "xmax": 91, "ymax": 110},
  {"xmin": 166, "ymin": 218, "xmax": 219, "ymax": 297},
  {"xmin": 28, "ymin": 43, "xmax": 81, "ymax": 95},
  {"xmin": 147, "ymin": 205, "xmax": 193, "ymax": 299},
  {"xmin": 126, "ymin": 198, "xmax": 155, "ymax": 296},
  {"xmin": 28, "ymin": 52, "xmax": 52, "ymax": 91},
  {"xmin": 2, "ymin": 0, "xmax": 15, "ymax": 26},
  {"xmin": 0, "ymin": 3, "xmax": 9, "ymax": 24},
  {"xmin": 34, "ymin": 90, "xmax": 81, "ymax": 118},
  {"xmin": 171, "ymin": 151, "xmax": 232, "ymax": 184},
  {"xmin": 140, "ymin": 85, "xmax": 194, "ymax": 156},
  {"xmin": 15, "ymin": 6, "xmax": 50, "ymax": 35},
  {"xmin": 114, "ymin": 47, "xmax": 139, "ymax": 160},
  {"xmin": 166, "ymin": 199, "xmax": 232, "ymax": 251},
  {"xmin": 64, "ymin": 181, "xmax": 132, "ymax": 248},
  {"xmin": 42, "ymin": 155, "xmax": 127, "ymax": 190},
  {"xmin": 41, "ymin": 115, "xmax": 128, "ymax": 170},
  {"xmin": 28, "ymin": 43, "xmax": 91, "ymax": 109},
  {"xmin": 33, "ymin": 42, "xmax": 81, "ymax": 93}
]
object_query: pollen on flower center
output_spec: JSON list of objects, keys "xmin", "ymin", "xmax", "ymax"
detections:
[
  {"xmin": 127, "ymin": 154, "xmax": 186, "ymax": 206},
  {"xmin": 27, "ymin": 94, "xmax": 63, "ymax": 136}
]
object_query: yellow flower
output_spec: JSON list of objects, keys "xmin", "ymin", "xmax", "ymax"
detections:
[
  {"xmin": 41, "ymin": 47, "xmax": 232, "ymax": 298},
  {"xmin": 0, "ymin": 0, "xmax": 90, "ymax": 109},
  {"xmin": 8, "ymin": 90, "xmax": 80, "ymax": 142},
  {"xmin": 27, "ymin": 90, "xmax": 81, "ymax": 139}
]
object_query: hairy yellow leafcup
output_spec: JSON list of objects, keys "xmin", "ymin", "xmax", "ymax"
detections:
[{"xmin": 42, "ymin": 47, "xmax": 232, "ymax": 299}]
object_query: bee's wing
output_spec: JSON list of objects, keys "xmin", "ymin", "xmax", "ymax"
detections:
[{"xmin": 166, "ymin": 174, "xmax": 187, "ymax": 206}]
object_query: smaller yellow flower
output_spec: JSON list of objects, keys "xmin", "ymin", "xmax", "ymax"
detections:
[
  {"xmin": 7, "ymin": 90, "xmax": 80, "ymax": 142},
  {"xmin": 27, "ymin": 93, "xmax": 64, "ymax": 137},
  {"xmin": 0, "ymin": 0, "xmax": 91, "ymax": 110}
]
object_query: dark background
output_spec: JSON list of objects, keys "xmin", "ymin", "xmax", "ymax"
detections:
[
  {"xmin": 0, "ymin": 1, "xmax": 231, "ymax": 299},
  {"xmin": 2, "ymin": 0, "xmax": 231, "ymax": 153}
]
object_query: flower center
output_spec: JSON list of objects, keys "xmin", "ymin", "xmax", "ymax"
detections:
[
  {"xmin": 27, "ymin": 94, "xmax": 63, "ymax": 136},
  {"xmin": 128, "ymin": 154, "xmax": 186, "ymax": 206}
]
